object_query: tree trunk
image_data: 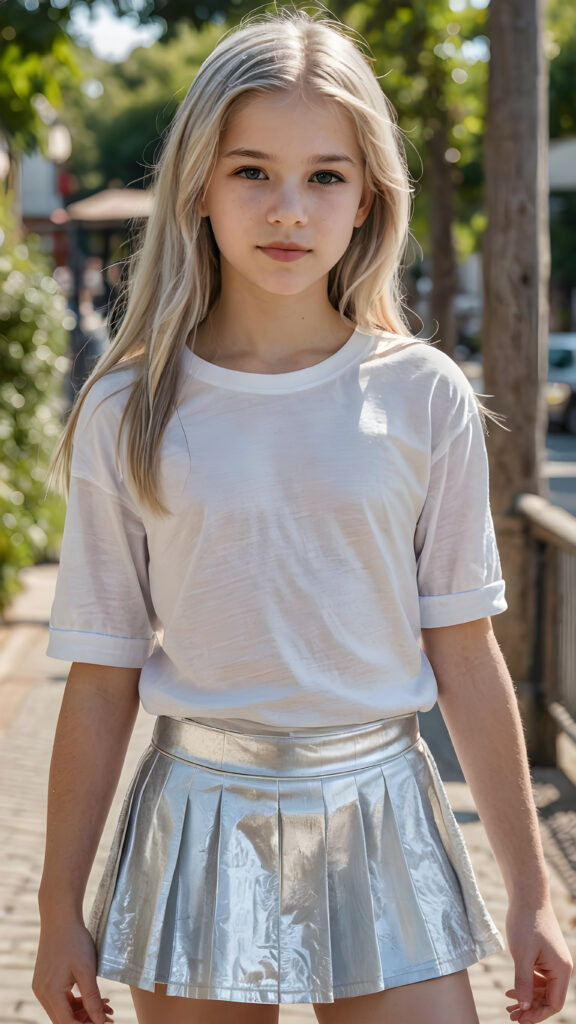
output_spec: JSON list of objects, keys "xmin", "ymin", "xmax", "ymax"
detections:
[
  {"xmin": 482, "ymin": 0, "xmax": 550, "ymax": 754},
  {"xmin": 428, "ymin": 119, "xmax": 459, "ymax": 357}
]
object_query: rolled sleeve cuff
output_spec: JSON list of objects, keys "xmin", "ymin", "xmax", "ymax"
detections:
[
  {"xmin": 419, "ymin": 580, "xmax": 507, "ymax": 628},
  {"xmin": 46, "ymin": 626, "xmax": 156, "ymax": 668}
]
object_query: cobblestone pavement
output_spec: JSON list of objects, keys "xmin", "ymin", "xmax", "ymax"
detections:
[{"xmin": 1, "ymin": 565, "xmax": 575, "ymax": 1023}]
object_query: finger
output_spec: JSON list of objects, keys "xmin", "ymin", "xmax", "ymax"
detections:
[
  {"xmin": 43, "ymin": 991, "xmax": 84, "ymax": 1024},
  {"xmin": 543, "ymin": 969, "xmax": 571, "ymax": 1014},
  {"xmin": 519, "ymin": 1009, "xmax": 560, "ymax": 1024},
  {"xmin": 506, "ymin": 981, "xmax": 547, "ymax": 1009},
  {"xmin": 66, "ymin": 993, "xmax": 114, "ymax": 1023},
  {"xmin": 67, "ymin": 995, "xmax": 113, "ymax": 1011},
  {"xmin": 515, "ymin": 996, "xmax": 568, "ymax": 1024},
  {"xmin": 517, "ymin": 967, "xmax": 571, "ymax": 1023},
  {"xmin": 513, "ymin": 965, "xmax": 534, "ymax": 1013},
  {"xmin": 506, "ymin": 981, "xmax": 547, "ymax": 998},
  {"xmin": 74, "ymin": 973, "xmax": 110, "ymax": 1024},
  {"xmin": 66, "ymin": 996, "xmax": 93, "ymax": 1024}
]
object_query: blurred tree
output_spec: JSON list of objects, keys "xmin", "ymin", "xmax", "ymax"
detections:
[
  {"xmin": 327, "ymin": 0, "xmax": 491, "ymax": 354},
  {"xmin": 482, "ymin": 0, "xmax": 550, "ymax": 759},
  {"xmin": 0, "ymin": 2, "xmax": 80, "ymax": 151},
  {"xmin": 549, "ymin": 33, "xmax": 576, "ymax": 139},
  {"xmin": 0, "ymin": 2, "xmax": 80, "ymax": 216},
  {"xmin": 60, "ymin": 22, "xmax": 223, "ymax": 195},
  {"xmin": 3, "ymin": 0, "xmax": 575, "ymax": 340},
  {"xmin": 547, "ymin": 5, "xmax": 576, "ymax": 326},
  {"xmin": 0, "ymin": 191, "xmax": 69, "ymax": 611},
  {"xmin": 54, "ymin": 1, "xmax": 492, "ymax": 352}
]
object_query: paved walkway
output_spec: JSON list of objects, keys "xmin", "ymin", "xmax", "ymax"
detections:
[{"xmin": 1, "ymin": 564, "xmax": 575, "ymax": 1023}]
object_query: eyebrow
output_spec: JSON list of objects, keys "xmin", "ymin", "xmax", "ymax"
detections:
[{"xmin": 222, "ymin": 147, "xmax": 357, "ymax": 166}]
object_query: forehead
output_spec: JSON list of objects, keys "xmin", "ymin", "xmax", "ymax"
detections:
[{"xmin": 221, "ymin": 90, "xmax": 361, "ymax": 154}]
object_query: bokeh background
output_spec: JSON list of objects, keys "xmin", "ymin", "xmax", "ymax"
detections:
[{"xmin": 1, "ymin": 3, "xmax": 576, "ymax": 1021}]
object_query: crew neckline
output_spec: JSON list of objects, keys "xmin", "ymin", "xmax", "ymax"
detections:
[{"xmin": 181, "ymin": 328, "xmax": 377, "ymax": 394}]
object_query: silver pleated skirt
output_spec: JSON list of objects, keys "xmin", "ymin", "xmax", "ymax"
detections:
[{"xmin": 88, "ymin": 713, "xmax": 504, "ymax": 1003}]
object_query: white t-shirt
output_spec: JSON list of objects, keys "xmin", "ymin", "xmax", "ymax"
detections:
[{"xmin": 46, "ymin": 329, "xmax": 507, "ymax": 727}]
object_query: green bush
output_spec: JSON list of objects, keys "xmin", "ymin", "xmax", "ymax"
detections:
[{"xmin": 0, "ymin": 191, "xmax": 69, "ymax": 615}]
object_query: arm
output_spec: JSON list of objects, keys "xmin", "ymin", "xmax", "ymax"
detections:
[
  {"xmin": 421, "ymin": 617, "xmax": 573, "ymax": 1024},
  {"xmin": 33, "ymin": 662, "xmax": 141, "ymax": 1024}
]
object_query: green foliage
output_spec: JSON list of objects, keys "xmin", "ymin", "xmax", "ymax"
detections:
[
  {"xmin": 61, "ymin": 22, "xmax": 224, "ymax": 193},
  {"xmin": 59, "ymin": 3, "xmax": 490, "ymax": 263},
  {"xmin": 549, "ymin": 34, "xmax": 576, "ymax": 138},
  {"xmin": 327, "ymin": 0, "xmax": 491, "ymax": 262},
  {"xmin": 0, "ymin": 194, "xmax": 69, "ymax": 614},
  {"xmin": 5, "ymin": 0, "xmax": 576, "ymax": 266},
  {"xmin": 0, "ymin": 1, "xmax": 81, "ymax": 154}
]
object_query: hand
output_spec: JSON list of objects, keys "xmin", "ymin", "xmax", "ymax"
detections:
[
  {"xmin": 63, "ymin": 991, "xmax": 114, "ymax": 1024},
  {"xmin": 505, "ymin": 900, "xmax": 573, "ymax": 1023},
  {"xmin": 32, "ymin": 919, "xmax": 114, "ymax": 1024}
]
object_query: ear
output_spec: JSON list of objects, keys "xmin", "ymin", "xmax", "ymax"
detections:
[{"xmin": 353, "ymin": 183, "xmax": 374, "ymax": 229}]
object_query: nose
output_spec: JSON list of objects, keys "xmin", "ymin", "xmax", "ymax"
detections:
[{"xmin": 266, "ymin": 181, "xmax": 308, "ymax": 226}]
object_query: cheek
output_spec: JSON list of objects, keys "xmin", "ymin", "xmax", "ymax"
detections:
[
  {"xmin": 317, "ymin": 201, "xmax": 361, "ymax": 242},
  {"xmin": 316, "ymin": 189, "xmax": 363, "ymax": 223},
  {"xmin": 211, "ymin": 190, "xmax": 260, "ymax": 231}
]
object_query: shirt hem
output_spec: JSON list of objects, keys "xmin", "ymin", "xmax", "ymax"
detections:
[
  {"xmin": 419, "ymin": 581, "xmax": 507, "ymax": 629},
  {"xmin": 46, "ymin": 628, "xmax": 154, "ymax": 668}
]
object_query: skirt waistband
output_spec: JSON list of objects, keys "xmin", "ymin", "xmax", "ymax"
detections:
[{"xmin": 151, "ymin": 713, "xmax": 420, "ymax": 778}]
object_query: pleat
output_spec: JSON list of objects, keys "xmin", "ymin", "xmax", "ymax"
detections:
[
  {"xmin": 278, "ymin": 778, "xmax": 331, "ymax": 1001},
  {"xmin": 380, "ymin": 744, "xmax": 503, "ymax": 974},
  {"xmin": 157, "ymin": 768, "xmax": 223, "ymax": 995},
  {"xmin": 418, "ymin": 740, "xmax": 504, "ymax": 950},
  {"xmin": 354, "ymin": 765, "xmax": 438, "ymax": 977},
  {"xmin": 97, "ymin": 753, "xmax": 198, "ymax": 990},
  {"xmin": 209, "ymin": 774, "xmax": 280, "ymax": 1000},
  {"xmin": 88, "ymin": 744, "xmax": 158, "ymax": 948},
  {"xmin": 322, "ymin": 770, "xmax": 382, "ymax": 996}
]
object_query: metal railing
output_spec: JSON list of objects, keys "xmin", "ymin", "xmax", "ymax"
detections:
[{"xmin": 514, "ymin": 493, "xmax": 576, "ymax": 760}]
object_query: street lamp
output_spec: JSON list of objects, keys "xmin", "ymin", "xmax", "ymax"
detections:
[{"xmin": 47, "ymin": 123, "xmax": 72, "ymax": 165}]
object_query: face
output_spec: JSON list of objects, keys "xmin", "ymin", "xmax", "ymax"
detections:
[{"xmin": 199, "ymin": 90, "xmax": 373, "ymax": 300}]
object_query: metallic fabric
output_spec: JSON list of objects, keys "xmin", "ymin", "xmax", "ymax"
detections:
[{"xmin": 88, "ymin": 714, "xmax": 504, "ymax": 1003}]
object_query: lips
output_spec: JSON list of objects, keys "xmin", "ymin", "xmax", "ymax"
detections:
[
  {"xmin": 262, "ymin": 241, "xmax": 309, "ymax": 250},
  {"xmin": 258, "ymin": 242, "xmax": 311, "ymax": 262}
]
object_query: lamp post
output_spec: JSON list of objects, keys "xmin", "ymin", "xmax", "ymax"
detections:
[
  {"xmin": 47, "ymin": 123, "xmax": 72, "ymax": 165},
  {"xmin": 47, "ymin": 121, "xmax": 73, "ymax": 269}
]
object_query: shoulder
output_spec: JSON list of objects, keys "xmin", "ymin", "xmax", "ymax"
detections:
[
  {"xmin": 74, "ymin": 363, "xmax": 139, "ymax": 439},
  {"xmin": 363, "ymin": 334, "xmax": 476, "ymax": 407},
  {"xmin": 364, "ymin": 334, "xmax": 473, "ymax": 391},
  {"xmin": 70, "ymin": 364, "xmax": 140, "ymax": 490},
  {"xmin": 361, "ymin": 334, "xmax": 481, "ymax": 453}
]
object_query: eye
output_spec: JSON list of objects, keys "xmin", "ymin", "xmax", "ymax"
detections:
[
  {"xmin": 310, "ymin": 171, "xmax": 344, "ymax": 185},
  {"xmin": 236, "ymin": 167, "xmax": 266, "ymax": 180}
]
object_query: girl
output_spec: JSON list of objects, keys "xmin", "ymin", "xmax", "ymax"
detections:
[{"xmin": 33, "ymin": 10, "xmax": 572, "ymax": 1024}]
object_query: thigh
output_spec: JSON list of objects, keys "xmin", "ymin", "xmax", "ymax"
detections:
[
  {"xmin": 131, "ymin": 984, "xmax": 280, "ymax": 1024},
  {"xmin": 313, "ymin": 970, "xmax": 479, "ymax": 1024}
]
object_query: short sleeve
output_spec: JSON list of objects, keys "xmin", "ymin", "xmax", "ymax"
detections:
[
  {"xmin": 46, "ymin": 377, "xmax": 159, "ymax": 668},
  {"xmin": 414, "ymin": 402, "xmax": 508, "ymax": 628}
]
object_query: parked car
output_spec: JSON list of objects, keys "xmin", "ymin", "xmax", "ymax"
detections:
[{"xmin": 547, "ymin": 333, "xmax": 576, "ymax": 435}]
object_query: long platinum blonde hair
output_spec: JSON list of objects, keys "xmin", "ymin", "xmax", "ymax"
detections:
[{"xmin": 46, "ymin": 9, "xmax": 497, "ymax": 517}]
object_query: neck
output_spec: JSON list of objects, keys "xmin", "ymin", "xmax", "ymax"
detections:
[{"xmin": 191, "ymin": 274, "xmax": 355, "ymax": 372}]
